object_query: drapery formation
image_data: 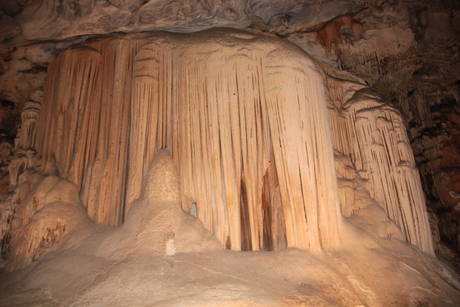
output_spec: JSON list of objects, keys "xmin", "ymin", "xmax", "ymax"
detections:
[
  {"xmin": 37, "ymin": 28, "xmax": 433, "ymax": 254},
  {"xmin": 337, "ymin": 89, "xmax": 434, "ymax": 253},
  {"xmin": 328, "ymin": 87, "xmax": 434, "ymax": 254}
]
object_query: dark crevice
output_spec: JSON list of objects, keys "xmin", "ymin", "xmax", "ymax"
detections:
[
  {"xmin": 240, "ymin": 177, "xmax": 252, "ymax": 251},
  {"xmin": 261, "ymin": 171, "xmax": 274, "ymax": 251}
]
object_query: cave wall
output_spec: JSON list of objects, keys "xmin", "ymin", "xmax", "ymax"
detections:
[
  {"xmin": 0, "ymin": 0, "xmax": 459, "ymax": 267},
  {"xmin": 1, "ymin": 26, "xmax": 434, "ymax": 261}
]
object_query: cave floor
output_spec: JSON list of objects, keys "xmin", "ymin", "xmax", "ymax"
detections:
[{"xmin": 1, "ymin": 243, "xmax": 459, "ymax": 306}]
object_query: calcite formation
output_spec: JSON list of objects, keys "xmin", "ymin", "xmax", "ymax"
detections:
[
  {"xmin": 0, "ymin": 173, "xmax": 91, "ymax": 271},
  {"xmin": 27, "ymin": 28, "xmax": 434, "ymax": 256},
  {"xmin": 0, "ymin": 1, "xmax": 459, "ymax": 305},
  {"xmin": 329, "ymin": 87, "xmax": 434, "ymax": 253},
  {"xmin": 1, "ymin": 3, "xmax": 458, "ymax": 266}
]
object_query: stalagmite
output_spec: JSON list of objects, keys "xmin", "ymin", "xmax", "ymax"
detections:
[{"xmin": 34, "ymin": 28, "xmax": 434, "ymax": 254}]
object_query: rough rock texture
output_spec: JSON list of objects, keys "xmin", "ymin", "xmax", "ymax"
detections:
[
  {"xmin": 0, "ymin": 0, "xmax": 373, "ymax": 48},
  {"xmin": 371, "ymin": 7, "xmax": 460, "ymax": 270}
]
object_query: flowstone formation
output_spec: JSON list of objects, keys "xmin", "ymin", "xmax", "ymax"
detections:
[
  {"xmin": 0, "ymin": 28, "xmax": 434, "ymax": 268},
  {"xmin": 37, "ymin": 29, "xmax": 344, "ymax": 253}
]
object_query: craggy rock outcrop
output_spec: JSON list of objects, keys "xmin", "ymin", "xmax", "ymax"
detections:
[{"xmin": 0, "ymin": 0, "xmax": 371, "ymax": 46}]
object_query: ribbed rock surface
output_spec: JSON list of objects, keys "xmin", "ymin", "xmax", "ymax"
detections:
[
  {"xmin": 37, "ymin": 29, "xmax": 342, "ymax": 252},
  {"xmin": 33, "ymin": 28, "xmax": 433, "ymax": 255},
  {"xmin": 332, "ymin": 88, "xmax": 433, "ymax": 253}
]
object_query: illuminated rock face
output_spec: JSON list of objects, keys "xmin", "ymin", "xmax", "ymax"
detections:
[
  {"xmin": 329, "ymin": 87, "xmax": 435, "ymax": 254},
  {"xmin": 36, "ymin": 28, "xmax": 433, "ymax": 254}
]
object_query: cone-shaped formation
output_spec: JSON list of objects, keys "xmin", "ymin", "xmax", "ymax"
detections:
[
  {"xmin": 117, "ymin": 148, "xmax": 223, "ymax": 258},
  {"xmin": 36, "ymin": 28, "xmax": 433, "ymax": 254}
]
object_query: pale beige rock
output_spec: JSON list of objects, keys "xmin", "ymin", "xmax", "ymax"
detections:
[
  {"xmin": 37, "ymin": 29, "xmax": 344, "ymax": 252},
  {"xmin": 0, "ymin": 237, "xmax": 458, "ymax": 306},
  {"xmin": 0, "ymin": 23, "xmax": 457, "ymax": 307},
  {"xmin": 121, "ymin": 148, "xmax": 223, "ymax": 257},
  {"xmin": 327, "ymin": 84, "xmax": 434, "ymax": 254},
  {"xmin": 32, "ymin": 28, "xmax": 435, "ymax": 257}
]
